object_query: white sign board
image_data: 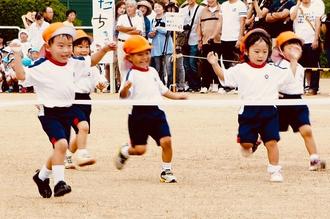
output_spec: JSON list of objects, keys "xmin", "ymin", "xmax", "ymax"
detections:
[
  {"xmin": 92, "ymin": 0, "xmax": 115, "ymax": 63},
  {"xmin": 165, "ymin": 12, "xmax": 184, "ymax": 32}
]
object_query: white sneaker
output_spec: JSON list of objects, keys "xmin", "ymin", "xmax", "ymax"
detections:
[
  {"xmin": 240, "ymin": 147, "xmax": 252, "ymax": 157},
  {"xmin": 217, "ymin": 88, "xmax": 226, "ymax": 94},
  {"xmin": 270, "ymin": 171, "xmax": 283, "ymax": 182},
  {"xmin": 64, "ymin": 155, "xmax": 75, "ymax": 169},
  {"xmin": 309, "ymin": 159, "xmax": 326, "ymax": 171},
  {"xmin": 115, "ymin": 143, "xmax": 129, "ymax": 170},
  {"xmin": 200, "ymin": 87, "xmax": 208, "ymax": 94},
  {"xmin": 76, "ymin": 150, "xmax": 96, "ymax": 167},
  {"xmin": 160, "ymin": 169, "xmax": 177, "ymax": 183}
]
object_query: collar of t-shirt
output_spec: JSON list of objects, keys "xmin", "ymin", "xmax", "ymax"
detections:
[
  {"xmin": 132, "ymin": 65, "xmax": 149, "ymax": 72},
  {"xmin": 247, "ymin": 61, "xmax": 266, "ymax": 68},
  {"xmin": 45, "ymin": 51, "xmax": 67, "ymax": 66},
  {"xmin": 208, "ymin": 6, "xmax": 218, "ymax": 13}
]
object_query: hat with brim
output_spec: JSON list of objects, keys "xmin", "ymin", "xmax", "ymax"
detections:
[
  {"xmin": 42, "ymin": 22, "xmax": 76, "ymax": 43},
  {"xmin": 276, "ymin": 31, "xmax": 304, "ymax": 49},
  {"xmin": 74, "ymin": 29, "xmax": 93, "ymax": 44},
  {"xmin": 137, "ymin": 1, "xmax": 152, "ymax": 16},
  {"xmin": 25, "ymin": 12, "xmax": 34, "ymax": 22},
  {"xmin": 124, "ymin": 35, "xmax": 152, "ymax": 54}
]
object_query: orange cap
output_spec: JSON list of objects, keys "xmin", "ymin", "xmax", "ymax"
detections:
[
  {"xmin": 74, "ymin": 29, "xmax": 93, "ymax": 44},
  {"xmin": 42, "ymin": 22, "xmax": 76, "ymax": 42},
  {"xmin": 123, "ymin": 35, "xmax": 152, "ymax": 54},
  {"xmin": 276, "ymin": 31, "xmax": 304, "ymax": 49}
]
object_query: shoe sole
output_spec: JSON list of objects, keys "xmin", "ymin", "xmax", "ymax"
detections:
[
  {"xmin": 65, "ymin": 165, "xmax": 76, "ymax": 169},
  {"xmin": 160, "ymin": 178, "xmax": 177, "ymax": 183},
  {"xmin": 77, "ymin": 159, "xmax": 96, "ymax": 167},
  {"xmin": 54, "ymin": 187, "xmax": 72, "ymax": 197}
]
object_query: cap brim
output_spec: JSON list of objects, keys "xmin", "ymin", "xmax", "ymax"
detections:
[{"xmin": 51, "ymin": 26, "xmax": 76, "ymax": 39}]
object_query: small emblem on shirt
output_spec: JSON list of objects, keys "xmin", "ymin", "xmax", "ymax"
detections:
[{"xmin": 264, "ymin": 74, "xmax": 269, "ymax": 79}]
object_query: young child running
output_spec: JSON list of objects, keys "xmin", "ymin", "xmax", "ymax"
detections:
[
  {"xmin": 115, "ymin": 35, "xmax": 187, "ymax": 183},
  {"xmin": 64, "ymin": 30, "xmax": 116, "ymax": 169},
  {"xmin": 274, "ymin": 31, "xmax": 325, "ymax": 171},
  {"xmin": 10, "ymin": 23, "xmax": 114, "ymax": 198},
  {"xmin": 207, "ymin": 28, "xmax": 295, "ymax": 182}
]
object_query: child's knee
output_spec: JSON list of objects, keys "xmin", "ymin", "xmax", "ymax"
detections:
[
  {"xmin": 134, "ymin": 146, "xmax": 146, "ymax": 155},
  {"xmin": 240, "ymin": 142, "xmax": 253, "ymax": 149},
  {"xmin": 160, "ymin": 137, "xmax": 172, "ymax": 148},
  {"xmin": 77, "ymin": 121, "xmax": 89, "ymax": 133},
  {"xmin": 54, "ymin": 139, "xmax": 68, "ymax": 154},
  {"xmin": 299, "ymin": 125, "xmax": 312, "ymax": 137}
]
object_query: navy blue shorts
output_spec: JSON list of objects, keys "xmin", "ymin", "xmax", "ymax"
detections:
[
  {"xmin": 278, "ymin": 94, "xmax": 310, "ymax": 132},
  {"xmin": 38, "ymin": 105, "xmax": 87, "ymax": 146},
  {"xmin": 128, "ymin": 106, "xmax": 171, "ymax": 146},
  {"xmin": 72, "ymin": 93, "xmax": 91, "ymax": 134},
  {"xmin": 238, "ymin": 106, "xmax": 280, "ymax": 144}
]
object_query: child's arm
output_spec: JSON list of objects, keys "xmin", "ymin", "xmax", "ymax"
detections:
[
  {"xmin": 206, "ymin": 52, "xmax": 224, "ymax": 81},
  {"xmin": 9, "ymin": 42, "xmax": 26, "ymax": 81},
  {"xmin": 163, "ymin": 90, "xmax": 187, "ymax": 100},
  {"xmin": 119, "ymin": 81, "xmax": 132, "ymax": 98},
  {"xmin": 90, "ymin": 42, "xmax": 117, "ymax": 67}
]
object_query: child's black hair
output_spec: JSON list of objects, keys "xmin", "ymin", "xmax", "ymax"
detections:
[
  {"xmin": 243, "ymin": 30, "xmax": 272, "ymax": 62},
  {"xmin": 280, "ymin": 38, "xmax": 303, "ymax": 51},
  {"xmin": 73, "ymin": 37, "xmax": 91, "ymax": 47}
]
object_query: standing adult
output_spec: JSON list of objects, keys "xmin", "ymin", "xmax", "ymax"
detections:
[
  {"xmin": 321, "ymin": 12, "xmax": 330, "ymax": 67},
  {"xmin": 220, "ymin": 0, "xmax": 247, "ymax": 69},
  {"xmin": 63, "ymin": 9, "xmax": 77, "ymax": 27},
  {"xmin": 197, "ymin": 0, "xmax": 222, "ymax": 93},
  {"xmin": 42, "ymin": 6, "xmax": 54, "ymax": 24},
  {"xmin": 290, "ymin": 0, "xmax": 323, "ymax": 95},
  {"xmin": 28, "ymin": 12, "xmax": 50, "ymax": 51},
  {"xmin": 116, "ymin": 0, "xmax": 145, "ymax": 81},
  {"xmin": 265, "ymin": 0, "xmax": 295, "ymax": 39},
  {"xmin": 245, "ymin": 0, "xmax": 272, "ymax": 32},
  {"xmin": 180, "ymin": 0, "xmax": 204, "ymax": 92}
]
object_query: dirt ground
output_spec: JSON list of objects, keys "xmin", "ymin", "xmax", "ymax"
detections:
[{"xmin": 1, "ymin": 79, "xmax": 330, "ymax": 219}]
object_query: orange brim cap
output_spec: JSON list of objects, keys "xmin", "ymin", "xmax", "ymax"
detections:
[{"xmin": 43, "ymin": 22, "xmax": 76, "ymax": 42}]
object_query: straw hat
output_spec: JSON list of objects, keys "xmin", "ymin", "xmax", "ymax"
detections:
[{"xmin": 137, "ymin": 0, "xmax": 152, "ymax": 16}]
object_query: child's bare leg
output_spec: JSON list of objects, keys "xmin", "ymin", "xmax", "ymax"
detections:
[
  {"xmin": 240, "ymin": 143, "xmax": 253, "ymax": 157},
  {"xmin": 159, "ymin": 136, "xmax": 172, "ymax": 163},
  {"xmin": 69, "ymin": 132, "xmax": 78, "ymax": 153},
  {"xmin": 159, "ymin": 136, "xmax": 176, "ymax": 183},
  {"xmin": 264, "ymin": 140, "xmax": 283, "ymax": 182},
  {"xmin": 76, "ymin": 121, "xmax": 89, "ymax": 150},
  {"xmin": 299, "ymin": 125, "xmax": 317, "ymax": 155},
  {"xmin": 128, "ymin": 145, "xmax": 147, "ymax": 155}
]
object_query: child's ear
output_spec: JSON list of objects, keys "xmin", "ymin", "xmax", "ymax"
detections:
[{"xmin": 125, "ymin": 54, "xmax": 131, "ymax": 62}]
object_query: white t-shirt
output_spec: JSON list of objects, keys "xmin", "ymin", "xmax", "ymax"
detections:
[
  {"xmin": 276, "ymin": 59, "xmax": 305, "ymax": 95},
  {"xmin": 180, "ymin": 4, "xmax": 204, "ymax": 45},
  {"xmin": 290, "ymin": 4, "xmax": 323, "ymax": 44},
  {"xmin": 220, "ymin": 0, "xmax": 247, "ymax": 41},
  {"xmin": 116, "ymin": 13, "xmax": 145, "ymax": 41},
  {"xmin": 120, "ymin": 67, "xmax": 169, "ymax": 101},
  {"xmin": 73, "ymin": 56, "xmax": 107, "ymax": 93},
  {"xmin": 23, "ymin": 57, "xmax": 90, "ymax": 107},
  {"xmin": 28, "ymin": 21, "xmax": 50, "ymax": 51},
  {"xmin": 220, "ymin": 62, "xmax": 292, "ymax": 101}
]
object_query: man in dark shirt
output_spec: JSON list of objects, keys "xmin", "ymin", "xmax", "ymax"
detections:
[
  {"xmin": 321, "ymin": 13, "xmax": 330, "ymax": 67},
  {"xmin": 265, "ymin": 0, "xmax": 295, "ymax": 38}
]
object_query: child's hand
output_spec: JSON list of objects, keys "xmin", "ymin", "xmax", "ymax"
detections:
[
  {"xmin": 104, "ymin": 42, "xmax": 117, "ymax": 52},
  {"xmin": 123, "ymin": 81, "xmax": 132, "ymax": 90},
  {"xmin": 96, "ymin": 81, "xmax": 108, "ymax": 91},
  {"xmin": 207, "ymin": 52, "xmax": 218, "ymax": 65},
  {"xmin": 286, "ymin": 45, "xmax": 302, "ymax": 61}
]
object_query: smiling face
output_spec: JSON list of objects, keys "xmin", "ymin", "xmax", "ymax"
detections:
[
  {"xmin": 126, "ymin": 49, "xmax": 151, "ymax": 69},
  {"xmin": 47, "ymin": 35, "xmax": 73, "ymax": 63},
  {"xmin": 247, "ymin": 39, "xmax": 269, "ymax": 65},
  {"xmin": 73, "ymin": 39, "xmax": 90, "ymax": 56}
]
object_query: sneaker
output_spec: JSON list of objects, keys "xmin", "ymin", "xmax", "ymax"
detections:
[
  {"xmin": 64, "ymin": 155, "xmax": 76, "ymax": 169},
  {"xmin": 217, "ymin": 88, "xmax": 226, "ymax": 94},
  {"xmin": 33, "ymin": 170, "xmax": 52, "ymax": 198},
  {"xmin": 54, "ymin": 181, "xmax": 72, "ymax": 197},
  {"xmin": 115, "ymin": 144, "xmax": 129, "ymax": 170},
  {"xmin": 270, "ymin": 171, "xmax": 283, "ymax": 182},
  {"xmin": 160, "ymin": 169, "xmax": 177, "ymax": 183},
  {"xmin": 76, "ymin": 151, "xmax": 96, "ymax": 167},
  {"xmin": 309, "ymin": 159, "xmax": 326, "ymax": 171},
  {"xmin": 200, "ymin": 87, "xmax": 208, "ymax": 94}
]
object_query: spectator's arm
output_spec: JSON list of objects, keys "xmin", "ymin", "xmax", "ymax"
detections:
[
  {"xmin": 116, "ymin": 25, "xmax": 136, "ymax": 33},
  {"xmin": 236, "ymin": 16, "xmax": 246, "ymax": 48},
  {"xmin": 312, "ymin": 17, "xmax": 321, "ymax": 49},
  {"xmin": 290, "ymin": 2, "xmax": 300, "ymax": 21}
]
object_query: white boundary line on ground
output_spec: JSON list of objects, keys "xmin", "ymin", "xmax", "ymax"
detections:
[{"xmin": 1, "ymin": 98, "xmax": 330, "ymax": 108}]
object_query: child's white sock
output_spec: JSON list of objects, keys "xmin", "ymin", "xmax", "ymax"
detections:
[
  {"xmin": 76, "ymin": 149, "xmax": 88, "ymax": 156},
  {"xmin": 267, "ymin": 164, "xmax": 282, "ymax": 173},
  {"xmin": 162, "ymin": 162, "xmax": 172, "ymax": 171},
  {"xmin": 310, "ymin": 154, "xmax": 319, "ymax": 161},
  {"xmin": 52, "ymin": 165, "xmax": 65, "ymax": 185},
  {"xmin": 38, "ymin": 165, "xmax": 52, "ymax": 181},
  {"xmin": 121, "ymin": 144, "xmax": 130, "ymax": 158}
]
